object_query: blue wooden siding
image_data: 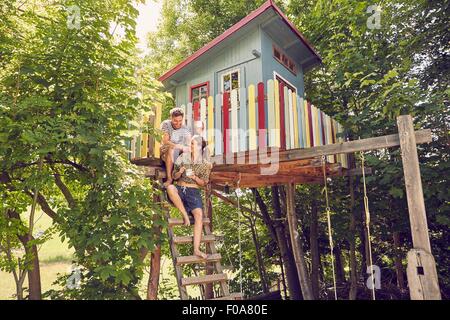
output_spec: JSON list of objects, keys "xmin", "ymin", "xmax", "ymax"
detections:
[
  {"xmin": 260, "ymin": 28, "xmax": 305, "ymax": 97},
  {"xmin": 174, "ymin": 26, "xmax": 263, "ymax": 107}
]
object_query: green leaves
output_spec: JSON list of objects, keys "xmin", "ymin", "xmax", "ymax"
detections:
[
  {"xmin": 389, "ymin": 186, "xmax": 404, "ymax": 199},
  {"xmin": 0, "ymin": 0, "xmax": 167, "ymax": 299}
]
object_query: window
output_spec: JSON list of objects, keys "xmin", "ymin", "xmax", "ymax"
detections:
[
  {"xmin": 221, "ymin": 69, "xmax": 240, "ymax": 94},
  {"xmin": 190, "ymin": 82, "xmax": 209, "ymax": 121},
  {"xmin": 273, "ymin": 45, "xmax": 297, "ymax": 75},
  {"xmin": 275, "ymin": 73, "xmax": 297, "ymax": 94},
  {"xmin": 190, "ymin": 82, "xmax": 209, "ymax": 105}
]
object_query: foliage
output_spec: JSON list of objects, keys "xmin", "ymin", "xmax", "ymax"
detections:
[
  {"xmin": 147, "ymin": 0, "xmax": 449, "ymax": 299},
  {"xmin": 0, "ymin": 0, "xmax": 166, "ymax": 299}
]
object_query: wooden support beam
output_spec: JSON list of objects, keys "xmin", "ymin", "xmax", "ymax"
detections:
[
  {"xmin": 286, "ymin": 129, "xmax": 432, "ymax": 160},
  {"xmin": 212, "ymin": 159, "xmax": 314, "ymax": 173},
  {"xmin": 397, "ymin": 115, "xmax": 441, "ymax": 300},
  {"xmin": 285, "ymin": 183, "xmax": 314, "ymax": 300},
  {"xmin": 210, "ymin": 129, "xmax": 431, "ymax": 165},
  {"xmin": 210, "ymin": 173, "xmax": 323, "ymax": 188}
]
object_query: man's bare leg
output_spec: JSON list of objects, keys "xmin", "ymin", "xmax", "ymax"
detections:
[
  {"xmin": 192, "ymin": 208, "xmax": 207, "ymax": 259},
  {"xmin": 166, "ymin": 185, "xmax": 190, "ymax": 226},
  {"xmin": 163, "ymin": 147, "xmax": 175, "ymax": 187}
]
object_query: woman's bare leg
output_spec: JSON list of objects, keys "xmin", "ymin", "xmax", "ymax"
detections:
[
  {"xmin": 166, "ymin": 185, "xmax": 190, "ymax": 226},
  {"xmin": 191, "ymin": 208, "xmax": 207, "ymax": 259}
]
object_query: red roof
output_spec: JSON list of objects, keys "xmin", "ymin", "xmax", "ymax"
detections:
[{"xmin": 158, "ymin": 0, "xmax": 321, "ymax": 83}]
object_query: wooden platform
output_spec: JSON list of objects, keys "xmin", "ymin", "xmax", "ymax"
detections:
[
  {"xmin": 131, "ymin": 146, "xmax": 344, "ymax": 188},
  {"xmin": 130, "ymin": 129, "xmax": 431, "ymax": 188}
]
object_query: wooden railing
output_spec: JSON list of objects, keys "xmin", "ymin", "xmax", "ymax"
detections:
[
  {"xmin": 128, "ymin": 80, "xmax": 349, "ymax": 168},
  {"xmin": 126, "ymin": 103, "xmax": 162, "ymax": 160}
]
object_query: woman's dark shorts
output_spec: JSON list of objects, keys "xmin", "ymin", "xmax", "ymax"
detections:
[{"xmin": 167, "ymin": 185, "xmax": 203, "ymax": 217}]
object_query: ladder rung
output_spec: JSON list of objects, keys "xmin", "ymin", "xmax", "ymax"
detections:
[
  {"xmin": 173, "ymin": 234, "xmax": 221, "ymax": 244},
  {"xmin": 168, "ymin": 218, "xmax": 210, "ymax": 227},
  {"xmin": 181, "ymin": 273, "xmax": 227, "ymax": 286},
  {"xmin": 176, "ymin": 254, "xmax": 221, "ymax": 266},
  {"xmin": 209, "ymin": 293, "xmax": 243, "ymax": 300}
]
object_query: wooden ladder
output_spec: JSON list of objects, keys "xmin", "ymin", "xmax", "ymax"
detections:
[{"xmin": 166, "ymin": 214, "xmax": 241, "ymax": 300}]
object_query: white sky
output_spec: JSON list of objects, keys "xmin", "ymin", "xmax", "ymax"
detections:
[{"xmin": 135, "ymin": 0, "xmax": 162, "ymax": 54}]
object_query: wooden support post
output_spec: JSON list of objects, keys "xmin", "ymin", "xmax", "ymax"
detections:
[
  {"xmin": 204, "ymin": 184, "xmax": 215, "ymax": 299},
  {"xmin": 397, "ymin": 115, "xmax": 441, "ymax": 300},
  {"xmin": 147, "ymin": 244, "xmax": 161, "ymax": 300},
  {"xmin": 144, "ymin": 190, "xmax": 162, "ymax": 300},
  {"xmin": 285, "ymin": 183, "xmax": 314, "ymax": 300}
]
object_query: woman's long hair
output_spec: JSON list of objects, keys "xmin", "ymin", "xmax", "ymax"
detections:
[{"xmin": 191, "ymin": 135, "xmax": 210, "ymax": 163}]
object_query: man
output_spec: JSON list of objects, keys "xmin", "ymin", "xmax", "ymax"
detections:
[{"xmin": 160, "ymin": 107, "xmax": 191, "ymax": 187}]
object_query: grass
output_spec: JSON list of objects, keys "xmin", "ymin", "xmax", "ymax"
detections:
[
  {"xmin": 0, "ymin": 209, "xmax": 74, "ymax": 300},
  {"xmin": 0, "ymin": 208, "xmax": 196, "ymax": 300}
]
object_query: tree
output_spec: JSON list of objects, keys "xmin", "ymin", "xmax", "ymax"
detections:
[{"xmin": 0, "ymin": 0, "xmax": 166, "ymax": 299}]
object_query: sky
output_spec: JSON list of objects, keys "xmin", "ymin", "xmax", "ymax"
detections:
[{"xmin": 135, "ymin": 0, "xmax": 163, "ymax": 54}]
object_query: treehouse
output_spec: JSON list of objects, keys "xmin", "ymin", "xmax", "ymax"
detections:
[
  {"xmin": 126, "ymin": 0, "xmax": 439, "ymax": 302},
  {"xmin": 129, "ymin": 0, "xmax": 349, "ymax": 189}
]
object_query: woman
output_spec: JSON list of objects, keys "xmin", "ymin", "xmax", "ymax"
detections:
[{"xmin": 166, "ymin": 135, "xmax": 212, "ymax": 259}]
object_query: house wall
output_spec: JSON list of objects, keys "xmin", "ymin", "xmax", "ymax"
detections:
[
  {"xmin": 260, "ymin": 28, "xmax": 305, "ymax": 97},
  {"xmin": 171, "ymin": 24, "xmax": 308, "ymax": 153},
  {"xmin": 174, "ymin": 26, "xmax": 263, "ymax": 107}
]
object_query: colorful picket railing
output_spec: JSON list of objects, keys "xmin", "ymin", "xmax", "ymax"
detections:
[
  {"xmin": 126, "ymin": 103, "xmax": 162, "ymax": 160},
  {"xmin": 128, "ymin": 81, "xmax": 349, "ymax": 168}
]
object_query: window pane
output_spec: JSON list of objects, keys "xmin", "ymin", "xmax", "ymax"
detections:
[
  {"xmin": 274, "ymin": 48, "xmax": 281, "ymax": 60},
  {"xmin": 231, "ymin": 72, "xmax": 239, "ymax": 90},
  {"xmin": 223, "ymin": 74, "xmax": 231, "ymax": 92},
  {"xmin": 200, "ymin": 85, "xmax": 208, "ymax": 97},
  {"xmin": 192, "ymin": 88, "xmax": 199, "ymax": 99}
]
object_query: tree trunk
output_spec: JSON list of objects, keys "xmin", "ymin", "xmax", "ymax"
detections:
[
  {"xmin": 247, "ymin": 216, "xmax": 269, "ymax": 293},
  {"xmin": 393, "ymin": 231, "xmax": 406, "ymax": 292},
  {"xmin": 147, "ymin": 245, "xmax": 161, "ymax": 300},
  {"xmin": 271, "ymin": 186, "xmax": 302, "ymax": 300},
  {"xmin": 348, "ymin": 173, "xmax": 358, "ymax": 300},
  {"xmin": 285, "ymin": 183, "xmax": 314, "ymax": 300},
  {"xmin": 279, "ymin": 252, "xmax": 288, "ymax": 299},
  {"xmin": 334, "ymin": 245, "xmax": 346, "ymax": 284},
  {"xmin": 21, "ymin": 235, "xmax": 42, "ymax": 300},
  {"xmin": 7, "ymin": 210, "xmax": 41, "ymax": 300},
  {"xmin": 309, "ymin": 199, "xmax": 320, "ymax": 299},
  {"xmin": 253, "ymin": 187, "xmax": 302, "ymax": 299}
]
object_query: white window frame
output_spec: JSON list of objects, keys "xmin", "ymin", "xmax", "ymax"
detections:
[
  {"xmin": 221, "ymin": 68, "xmax": 241, "ymax": 110},
  {"xmin": 221, "ymin": 68, "xmax": 241, "ymax": 94},
  {"xmin": 273, "ymin": 71, "xmax": 298, "ymax": 94}
]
